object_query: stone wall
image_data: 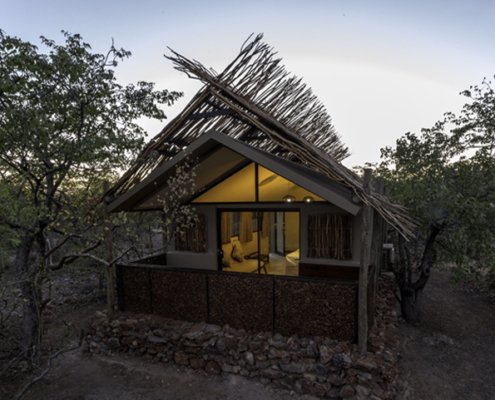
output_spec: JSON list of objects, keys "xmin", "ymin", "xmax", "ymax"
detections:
[{"xmin": 84, "ymin": 274, "xmax": 399, "ymax": 400}]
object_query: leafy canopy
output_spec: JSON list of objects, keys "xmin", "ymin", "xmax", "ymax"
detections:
[
  {"xmin": 378, "ymin": 78, "xmax": 495, "ymax": 280},
  {"xmin": 0, "ymin": 30, "xmax": 182, "ymax": 234}
]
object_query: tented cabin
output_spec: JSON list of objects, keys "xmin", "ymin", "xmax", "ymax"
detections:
[
  {"xmin": 108, "ymin": 131, "xmax": 361, "ymax": 279},
  {"xmin": 105, "ymin": 35, "xmax": 416, "ymax": 345}
]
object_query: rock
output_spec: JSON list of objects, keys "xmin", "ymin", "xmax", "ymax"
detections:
[
  {"xmin": 315, "ymin": 365, "xmax": 328, "ymax": 375},
  {"xmin": 354, "ymin": 384, "xmax": 371, "ymax": 398},
  {"xmin": 422, "ymin": 336, "xmax": 435, "ymax": 346},
  {"xmin": 314, "ymin": 382, "xmax": 331, "ymax": 395},
  {"xmin": 81, "ymin": 340, "xmax": 90, "ymax": 353},
  {"xmin": 225, "ymin": 337, "xmax": 238, "ymax": 350},
  {"xmin": 169, "ymin": 330, "xmax": 183, "ymax": 341},
  {"xmin": 89, "ymin": 341, "xmax": 99, "ymax": 350},
  {"xmin": 306, "ymin": 343, "xmax": 319, "ymax": 358},
  {"xmin": 327, "ymin": 373, "xmax": 343, "ymax": 386},
  {"xmin": 319, "ymin": 345, "xmax": 333, "ymax": 365},
  {"xmin": 327, "ymin": 387, "xmax": 342, "ymax": 399},
  {"xmin": 256, "ymin": 360, "xmax": 271, "ymax": 369},
  {"xmin": 216, "ymin": 338, "xmax": 226, "ymax": 352},
  {"xmin": 243, "ymin": 351, "xmax": 255, "ymax": 366},
  {"xmin": 279, "ymin": 362, "xmax": 304, "ymax": 374},
  {"xmin": 302, "ymin": 373, "xmax": 317, "ymax": 384},
  {"xmin": 153, "ymin": 329, "xmax": 165, "ymax": 337},
  {"xmin": 268, "ymin": 347, "xmax": 280, "ymax": 359},
  {"xmin": 108, "ymin": 337, "xmax": 120, "ymax": 348},
  {"xmin": 357, "ymin": 371, "xmax": 372, "ymax": 382},
  {"xmin": 183, "ymin": 322, "xmax": 206, "ymax": 340},
  {"xmin": 433, "ymin": 333, "xmax": 456, "ymax": 347},
  {"xmin": 260, "ymin": 368, "xmax": 285, "ymax": 380},
  {"xmin": 205, "ymin": 360, "xmax": 221, "ymax": 375},
  {"xmin": 332, "ymin": 353, "xmax": 352, "ymax": 369},
  {"xmin": 173, "ymin": 351, "xmax": 189, "ymax": 366},
  {"xmin": 148, "ymin": 335, "xmax": 167, "ymax": 344},
  {"xmin": 129, "ymin": 332, "xmax": 147, "ymax": 340},
  {"xmin": 190, "ymin": 358, "xmax": 206, "ymax": 370},
  {"xmin": 91, "ymin": 335, "xmax": 102, "ymax": 343},
  {"xmin": 222, "ymin": 364, "xmax": 241, "ymax": 374},
  {"xmin": 272, "ymin": 340, "xmax": 287, "ymax": 350},
  {"xmin": 205, "ymin": 324, "xmax": 222, "ymax": 334},
  {"xmin": 300, "ymin": 395, "xmax": 320, "ymax": 400},
  {"xmin": 237, "ymin": 340, "xmax": 248, "ymax": 352},
  {"xmin": 248, "ymin": 341, "xmax": 262, "ymax": 351},
  {"xmin": 209, "ymin": 354, "xmax": 227, "ymax": 365},
  {"xmin": 354, "ymin": 357, "xmax": 377, "ymax": 372},
  {"xmin": 340, "ymin": 385, "xmax": 355, "ymax": 398},
  {"xmin": 279, "ymin": 355, "xmax": 291, "ymax": 365},
  {"xmin": 110, "ymin": 320, "xmax": 121, "ymax": 328}
]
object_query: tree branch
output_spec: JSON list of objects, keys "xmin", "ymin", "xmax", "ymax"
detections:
[
  {"xmin": 48, "ymin": 244, "xmax": 135, "ymax": 271},
  {"xmin": 14, "ymin": 331, "xmax": 84, "ymax": 400}
]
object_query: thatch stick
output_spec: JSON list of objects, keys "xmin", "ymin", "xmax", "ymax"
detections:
[{"xmin": 358, "ymin": 169, "xmax": 373, "ymax": 355}]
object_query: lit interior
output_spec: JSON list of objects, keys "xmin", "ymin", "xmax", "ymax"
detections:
[
  {"xmin": 257, "ymin": 165, "xmax": 325, "ymax": 202},
  {"xmin": 220, "ymin": 211, "xmax": 300, "ymax": 276},
  {"xmin": 193, "ymin": 163, "xmax": 256, "ymax": 203},
  {"xmin": 193, "ymin": 163, "xmax": 324, "ymax": 203}
]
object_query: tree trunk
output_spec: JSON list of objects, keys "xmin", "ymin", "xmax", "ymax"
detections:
[
  {"xmin": 400, "ymin": 286, "xmax": 424, "ymax": 323},
  {"xmin": 395, "ymin": 224, "xmax": 441, "ymax": 323},
  {"xmin": 16, "ymin": 234, "xmax": 40, "ymax": 361}
]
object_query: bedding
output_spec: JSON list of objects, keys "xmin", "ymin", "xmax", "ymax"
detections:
[{"xmin": 286, "ymin": 249, "xmax": 300, "ymax": 267}]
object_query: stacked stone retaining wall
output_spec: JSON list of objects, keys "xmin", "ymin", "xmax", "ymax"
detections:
[{"xmin": 84, "ymin": 274, "xmax": 399, "ymax": 399}]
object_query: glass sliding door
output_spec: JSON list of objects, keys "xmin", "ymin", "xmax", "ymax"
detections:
[{"xmin": 219, "ymin": 211, "xmax": 299, "ymax": 276}]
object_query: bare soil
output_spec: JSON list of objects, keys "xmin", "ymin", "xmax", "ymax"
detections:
[
  {"xmin": 396, "ymin": 265, "xmax": 495, "ymax": 400},
  {"xmin": 3, "ymin": 264, "xmax": 495, "ymax": 400}
]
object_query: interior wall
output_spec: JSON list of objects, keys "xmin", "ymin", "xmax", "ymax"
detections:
[
  {"xmin": 284, "ymin": 212, "xmax": 300, "ymax": 252},
  {"xmin": 169, "ymin": 202, "xmax": 361, "ymax": 270}
]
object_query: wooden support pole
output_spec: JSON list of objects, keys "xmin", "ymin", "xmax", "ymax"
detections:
[
  {"xmin": 358, "ymin": 169, "xmax": 373, "ymax": 355},
  {"xmin": 372, "ymin": 178, "xmax": 384, "ymax": 296},
  {"xmin": 103, "ymin": 180, "xmax": 116, "ymax": 316},
  {"xmin": 161, "ymin": 212, "xmax": 168, "ymax": 250}
]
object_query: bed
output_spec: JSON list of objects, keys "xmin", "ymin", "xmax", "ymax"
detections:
[{"xmin": 286, "ymin": 249, "xmax": 300, "ymax": 267}]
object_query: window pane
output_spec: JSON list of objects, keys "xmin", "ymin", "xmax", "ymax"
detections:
[
  {"xmin": 258, "ymin": 166, "xmax": 325, "ymax": 202},
  {"xmin": 193, "ymin": 163, "xmax": 256, "ymax": 203}
]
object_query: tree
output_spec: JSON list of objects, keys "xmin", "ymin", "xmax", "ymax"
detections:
[
  {"xmin": 378, "ymin": 78, "xmax": 495, "ymax": 322},
  {"xmin": 0, "ymin": 30, "xmax": 182, "ymax": 360}
]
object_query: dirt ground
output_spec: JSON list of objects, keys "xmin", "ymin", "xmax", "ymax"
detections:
[
  {"xmin": 17, "ymin": 351, "xmax": 303, "ymax": 400},
  {"xmin": 3, "ymin": 265, "xmax": 495, "ymax": 400},
  {"xmin": 395, "ymin": 265, "xmax": 495, "ymax": 400}
]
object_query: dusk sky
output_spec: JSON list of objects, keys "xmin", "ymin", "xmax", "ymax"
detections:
[{"xmin": 2, "ymin": 0, "xmax": 494, "ymax": 167}]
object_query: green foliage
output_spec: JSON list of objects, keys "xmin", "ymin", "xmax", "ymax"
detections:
[
  {"xmin": 378, "ymin": 78, "xmax": 495, "ymax": 281},
  {"xmin": 162, "ymin": 159, "xmax": 198, "ymax": 241},
  {"xmin": 0, "ymin": 30, "xmax": 182, "ymax": 357},
  {"xmin": 0, "ymin": 29, "xmax": 182, "ymax": 242}
]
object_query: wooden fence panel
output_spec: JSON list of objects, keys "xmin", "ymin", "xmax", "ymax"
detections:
[
  {"xmin": 151, "ymin": 269, "xmax": 208, "ymax": 322},
  {"xmin": 119, "ymin": 266, "xmax": 152, "ymax": 314},
  {"xmin": 117, "ymin": 263, "xmax": 359, "ymax": 342},
  {"xmin": 274, "ymin": 279, "xmax": 357, "ymax": 341},
  {"xmin": 208, "ymin": 274, "xmax": 273, "ymax": 332}
]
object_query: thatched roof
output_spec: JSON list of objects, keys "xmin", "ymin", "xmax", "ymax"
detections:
[{"xmin": 107, "ymin": 34, "xmax": 417, "ymax": 239}]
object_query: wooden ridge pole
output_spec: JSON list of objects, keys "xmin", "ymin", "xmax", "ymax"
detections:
[{"xmin": 358, "ymin": 169, "xmax": 373, "ymax": 355}]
